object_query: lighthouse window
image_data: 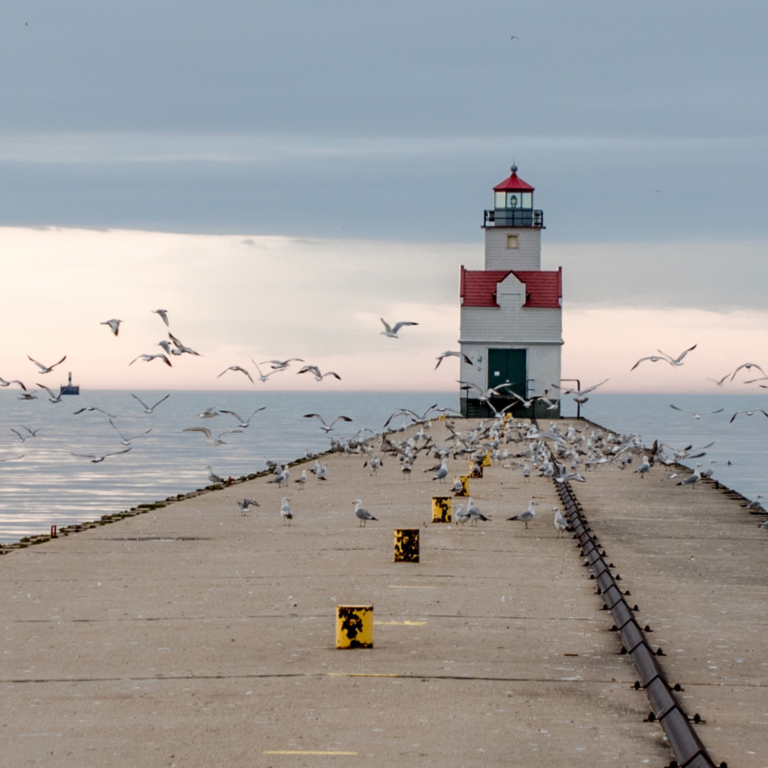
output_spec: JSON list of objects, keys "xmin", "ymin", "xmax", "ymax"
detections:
[
  {"xmin": 494, "ymin": 191, "xmax": 505, "ymax": 209},
  {"xmin": 506, "ymin": 192, "xmax": 519, "ymax": 208},
  {"xmin": 506, "ymin": 234, "xmax": 519, "ymax": 249},
  {"xmin": 521, "ymin": 192, "xmax": 532, "ymax": 209}
]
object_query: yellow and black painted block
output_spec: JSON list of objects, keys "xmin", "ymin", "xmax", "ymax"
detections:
[
  {"xmin": 453, "ymin": 475, "xmax": 470, "ymax": 497},
  {"xmin": 336, "ymin": 605, "xmax": 374, "ymax": 649},
  {"xmin": 394, "ymin": 528, "xmax": 420, "ymax": 561},
  {"xmin": 482, "ymin": 451, "xmax": 492, "ymax": 467},
  {"xmin": 470, "ymin": 462, "xmax": 484, "ymax": 479},
  {"xmin": 431, "ymin": 496, "xmax": 451, "ymax": 523}
]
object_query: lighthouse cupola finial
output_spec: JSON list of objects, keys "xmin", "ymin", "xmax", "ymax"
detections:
[{"xmin": 510, "ymin": 161, "xmax": 518, "ymax": 175}]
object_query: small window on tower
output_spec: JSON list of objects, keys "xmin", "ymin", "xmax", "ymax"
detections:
[{"xmin": 506, "ymin": 234, "xmax": 519, "ymax": 249}]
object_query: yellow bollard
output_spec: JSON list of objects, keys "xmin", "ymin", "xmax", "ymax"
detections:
[
  {"xmin": 431, "ymin": 496, "xmax": 451, "ymax": 523},
  {"xmin": 482, "ymin": 451, "xmax": 492, "ymax": 467},
  {"xmin": 394, "ymin": 528, "xmax": 420, "ymax": 561},
  {"xmin": 336, "ymin": 605, "xmax": 374, "ymax": 649},
  {"xmin": 437, "ymin": 414, "xmax": 447, "ymax": 421},
  {"xmin": 453, "ymin": 475, "xmax": 469, "ymax": 497},
  {"xmin": 470, "ymin": 461, "xmax": 483, "ymax": 479}
]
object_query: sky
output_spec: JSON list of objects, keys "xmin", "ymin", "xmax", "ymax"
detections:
[{"xmin": 1, "ymin": 1, "xmax": 766, "ymax": 394}]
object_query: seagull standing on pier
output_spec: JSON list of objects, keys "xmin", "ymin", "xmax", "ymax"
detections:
[
  {"xmin": 677, "ymin": 464, "xmax": 702, "ymax": 489},
  {"xmin": 353, "ymin": 499, "xmax": 377, "ymax": 526},
  {"xmin": 508, "ymin": 500, "xmax": 536, "ymax": 529},
  {"xmin": 280, "ymin": 497, "xmax": 293, "ymax": 524}
]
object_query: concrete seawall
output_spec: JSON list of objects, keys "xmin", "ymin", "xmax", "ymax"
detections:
[{"xmin": 2, "ymin": 419, "xmax": 766, "ymax": 767}]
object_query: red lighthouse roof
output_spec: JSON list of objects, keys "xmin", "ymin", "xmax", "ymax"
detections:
[{"xmin": 493, "ymin": 164, "xmax": 534, "ymax": 192}]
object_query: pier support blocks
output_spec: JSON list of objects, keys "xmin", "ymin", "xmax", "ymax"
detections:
[
  {"xmin": 336, "ymin": 605, "xmax": 373, "ymax": 649},
  {"xmin": 394, "ymin": 529, "xmax": 420, "ymax": 561},
  {"xmin": 431, "ymin": 497, "xmax": 451, "ymax": 523}
]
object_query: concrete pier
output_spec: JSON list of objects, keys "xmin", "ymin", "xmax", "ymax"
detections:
[{"xmin": 2, "ymin": 419, "xmax": 766, "ymax": 767}]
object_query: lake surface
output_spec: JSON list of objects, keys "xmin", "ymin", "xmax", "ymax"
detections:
[{"xmin": 0, "ymin": 390, "xmax": 765, "ymax": 542}]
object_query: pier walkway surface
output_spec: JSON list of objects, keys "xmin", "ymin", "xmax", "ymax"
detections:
[{"xmin": 2, "ymin": 419, "xmax": 766, "ymax": 767}]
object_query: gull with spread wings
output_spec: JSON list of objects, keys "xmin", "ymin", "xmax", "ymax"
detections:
[
  {"xmin": 631, "ymin": 344, "xmax": 696, "ymax": 371},
  {"xmin": 380, "ymin": 318, "xmax": 418, "ymax": 338},
  {"xmin": 27, "ymin": 355, "xmax": 67, "ymax": 374}
]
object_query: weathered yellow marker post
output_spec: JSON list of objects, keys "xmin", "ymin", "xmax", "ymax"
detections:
[
  {"xmin": 482, "ymin": 451, "xmax": 492, "ymax": 467},
  {"xmin": 470, "ymin": 461, "xmax": 483, "ymax": 479},
  {"xmin": 394, "ymin": 528, "xmax": 420, "ymax": 561},
  {"xmin": 336, "ymin": 605, "xmax": 374, "ymax": 649},
  {"xmin": 453, "ymin": 475, "xmax": 470, "ymax": 497},
  {"xmin": 431, "ymin": 496, "xmax": 451, "ymax": 523}
]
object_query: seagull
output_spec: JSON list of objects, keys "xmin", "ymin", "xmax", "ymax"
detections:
[
  {"xmin": 631, "ymin": 345, "xmax": 696, "ymax": 371},
  {"xmin": 0, "ymin": 378, "xmax": 26, "ymax": 390},
  {"xmin": 634, "ymin": 455, "xmax": 651, "ymax": 478},
  {"xmin": 36, "ymin": 384, "xmax": 63, "ymax": 403},
  {"xmin": 316, "ymin": 463, "xmax": 328, "ymax": 482},
  {"xmin": 380, "ymin": 318, "xmax": 418, "ymax": 338},
  {"xmin": 552, "ymin": 379, "xmax": 608, "ymax": 397},
  {"xmin": 10, "ymin": 428, "xmax": 32, "ymax": 443},
  {"xmin": 101, "ymin": 319, "xmax": 122, "ymax": 336},
  {"xmin": 706, "ymin": 373, "xmax": 731, "ymax": 387},
  {"xmin": 745, "ymin": 496, "xmax": 763, "ymax": 510},
  {"xmin": 250, "ymin": 359, "xmax": 286, "ymax": 383},
  {"xmin": 466, "ymin": 497, "xmax": 489, "ymax": 526},
  {"xmin": 130, "ymin": 393, "xmax": 171, "ymax": 413},
  {"xmin": 74, "ymin": 406, "xmax": 116, "ymax": 417},
  {"xmin": 297, "ymin": 365, "xmax": 341, "ymax": 382},
  {"xmin": 303, "ymin": 413, "xmax": 353, "ymax": 433},
  {"xmin": 207, "ymin": 465, "xmax": 225, "ymax": 484},
  {"xmin": 261, "ymin": 358, "xmax": 304, "ymax": 370},
  {"xmin": 152, "ymin": 309, "xmax": 170, "ymax": 326},
  {"xmin": 659, "ymin": 344, "xmax": 697, "ymax": 366},
  {"xmin": 508, "ymin": 500, "xmax": 536, "ymax": 529},
  {"xmin": 268, "ymin": 465, "xmax": 291, "ymax": 487},
  {"xmin": 669, "ymin": 405, "xmax": 724, "ymax": 420},
  {"xmin": 236, "ymin": 498, "xmax": 260, "ymax": 516},
  {"xmin": 676, "ymin": 464, "xmax": 702, "ymax": 489},
  {"xmin": 280, "ymin": 497, "xmax": 293, "ymax": 525},
  {"xmin": 217, "ymin": 366, "xmax": 254, "ymax": 384},
  {"xmin": 219, "ymin": 408, "xmax": 266, "ymax": 428},
  {"xmin": 109, "ymin": 419, "xmax": 152, "ymax": 446},
  {"xmin": 17, "ymin": 392, "xmax": 38, "ymax": 401},
  {"xmin": 353, "ymin": 499, "xmax": 377, "ymax": 526},
  {"xmin": 197, "ymin": 407, "xmax": 220, "ymax": 419},
  {"xmin": 432, "ymin": 458, "xmax": 449, "ymax": 483},
  {"xmin": 182, "ymin": 427, "xmax": 242, "ymax": 446},
  {"xmin": 27, "ymin": 355, "xmax": 67, "ymax": 374},
  {"xmin": 70, "ymin": 447, "xmax": 132, "ymax": 463},
  {"xmin": 553, "ymin": 507, "xmax": 568, "ymax": 536},
  {"xmin": 294, "ymin": 469, "xmax": 307, "ymax": 490},
  {"xmin": 454, "ymin": 503, "xmax": 469, "ymax": 526},
  {"xmin": 157, "ymin": 340, "xmax": 182, "ymax": 357},
  {"xmin": 731, "ymin": 362, "xmax": 767, "ymax": 382},
  {"xmin": 169, "ymin": 332, "xmax": 201, "ymax": 356},
  {"xmin": 729, "ymin": 409, "xmax": 768, "ymax": 423},
  {"xmin": 129, "ymin": 353, "xmax": 172, "ymax": 367},
  {"xmin": 434, "ymin": 351, "xmax": 473, "ymax": 369}
]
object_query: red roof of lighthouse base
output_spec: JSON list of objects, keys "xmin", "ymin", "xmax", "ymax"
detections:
[{"xmin": 460, "ymin": 266, "xmax": 561, "ymax": 308}]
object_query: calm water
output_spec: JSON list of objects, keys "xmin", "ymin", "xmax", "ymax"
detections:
[{"xmin": 1, "ymin": 390, "xmax": 765, "ymax": 542}]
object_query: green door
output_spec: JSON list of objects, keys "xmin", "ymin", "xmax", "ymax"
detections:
[{"xmin": 487, "ymin": 348, "xmax": 527, "ymax": 398}]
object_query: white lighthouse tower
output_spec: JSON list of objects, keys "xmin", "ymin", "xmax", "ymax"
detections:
[{"xmin": 459, "ymin": 164, "xmax": 562, "ymax": 417}]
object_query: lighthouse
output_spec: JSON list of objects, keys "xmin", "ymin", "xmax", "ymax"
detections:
[{"xmin": 459, "ymin": 164, "xmax": 562, "ymax": 417}]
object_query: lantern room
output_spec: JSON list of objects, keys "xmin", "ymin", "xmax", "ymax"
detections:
[{"xmin": 484, "ymin": 164, "xmax": 543, "ymax": 228}]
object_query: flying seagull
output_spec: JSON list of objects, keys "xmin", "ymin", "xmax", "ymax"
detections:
[
  {"xmin": 27, "ymin": 355, "xmax": 66, "ymax": 374},
  {"xmin": 70, "ymin": 447, "xmax": 132, "ymax": 463},
  {"xmin": 434, "ymin": 351, "xmax": 473, "ymax": 370},
  {"xmin": 297, "ymin": 365, "xmax": 341, "ymax": 382},
  {"xmin": 130, "ymin": 393, "xmax": 170, "ymax": 413},
  {"xmin": 261, "ymin": 358, "xmax": 304, "ymax": 370},
  {"xmin": 303, "ymin": 413, "xmax": 353, "ymax": 433},
  {"xmin": 0, "ymin": 378, "xmax": 26, "ymax": 390},
  {"xmin": 152, "ymin": 309, "xmax": 170, "ymax": 326},
  {"xmin": 169, "ymin": 332, "xmax": 201, "ymax": 356},
  {"xmin": 217, "ymin": 366, "xmax": 254, "ymax": 384},
  {"xmin": 250, "ymin": 359, "xmax": 286, "ymax": 383},
  {"xmin": 36, "ymin": 384, "xmax": 63, "ymax": 403},
  {"xmin": 182, "ymin": 427, "xmax": 242, "ymax": 446},
  {"xmin": 74, "ymin": 406, "xmax": 116, "ymax": 417},
  {"xmin": 101, "ymin": 319, "xmax": 122, "ymax": 336},
  {"xmin": 669, "ymin": 404, "xmax": 724, "ymax": 420},
  {"xmin": 706, "ymin": 373, "xmax": 731, "ymax": 387},
  {"xmin": 631, "ymin": 344, "xmax": 696, "ymax": 371},
  {"xmin": 729, "ymin": 409, "xmax": 768, "ymax": 424},
  {"xmin": 129, "ymin": 353, "xmax": 172, "ymax": 367},
  {"xmin": 731, "ymin": 362, "xmax": 767, "ymax": 382},
  {"xmin": 380, "ymin": 318, "xmax": 418, "ymax": 338},
  {"xmin": 219, "ymin": 408, "xmax": 266, "ymax": 428},
  {"xmin": 109, "ymin": 419, "xmax": 152, "ymax": 446},
  {"xmin": 236, "ymin": 498, "xmax": 260, "ymax": 516}
]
